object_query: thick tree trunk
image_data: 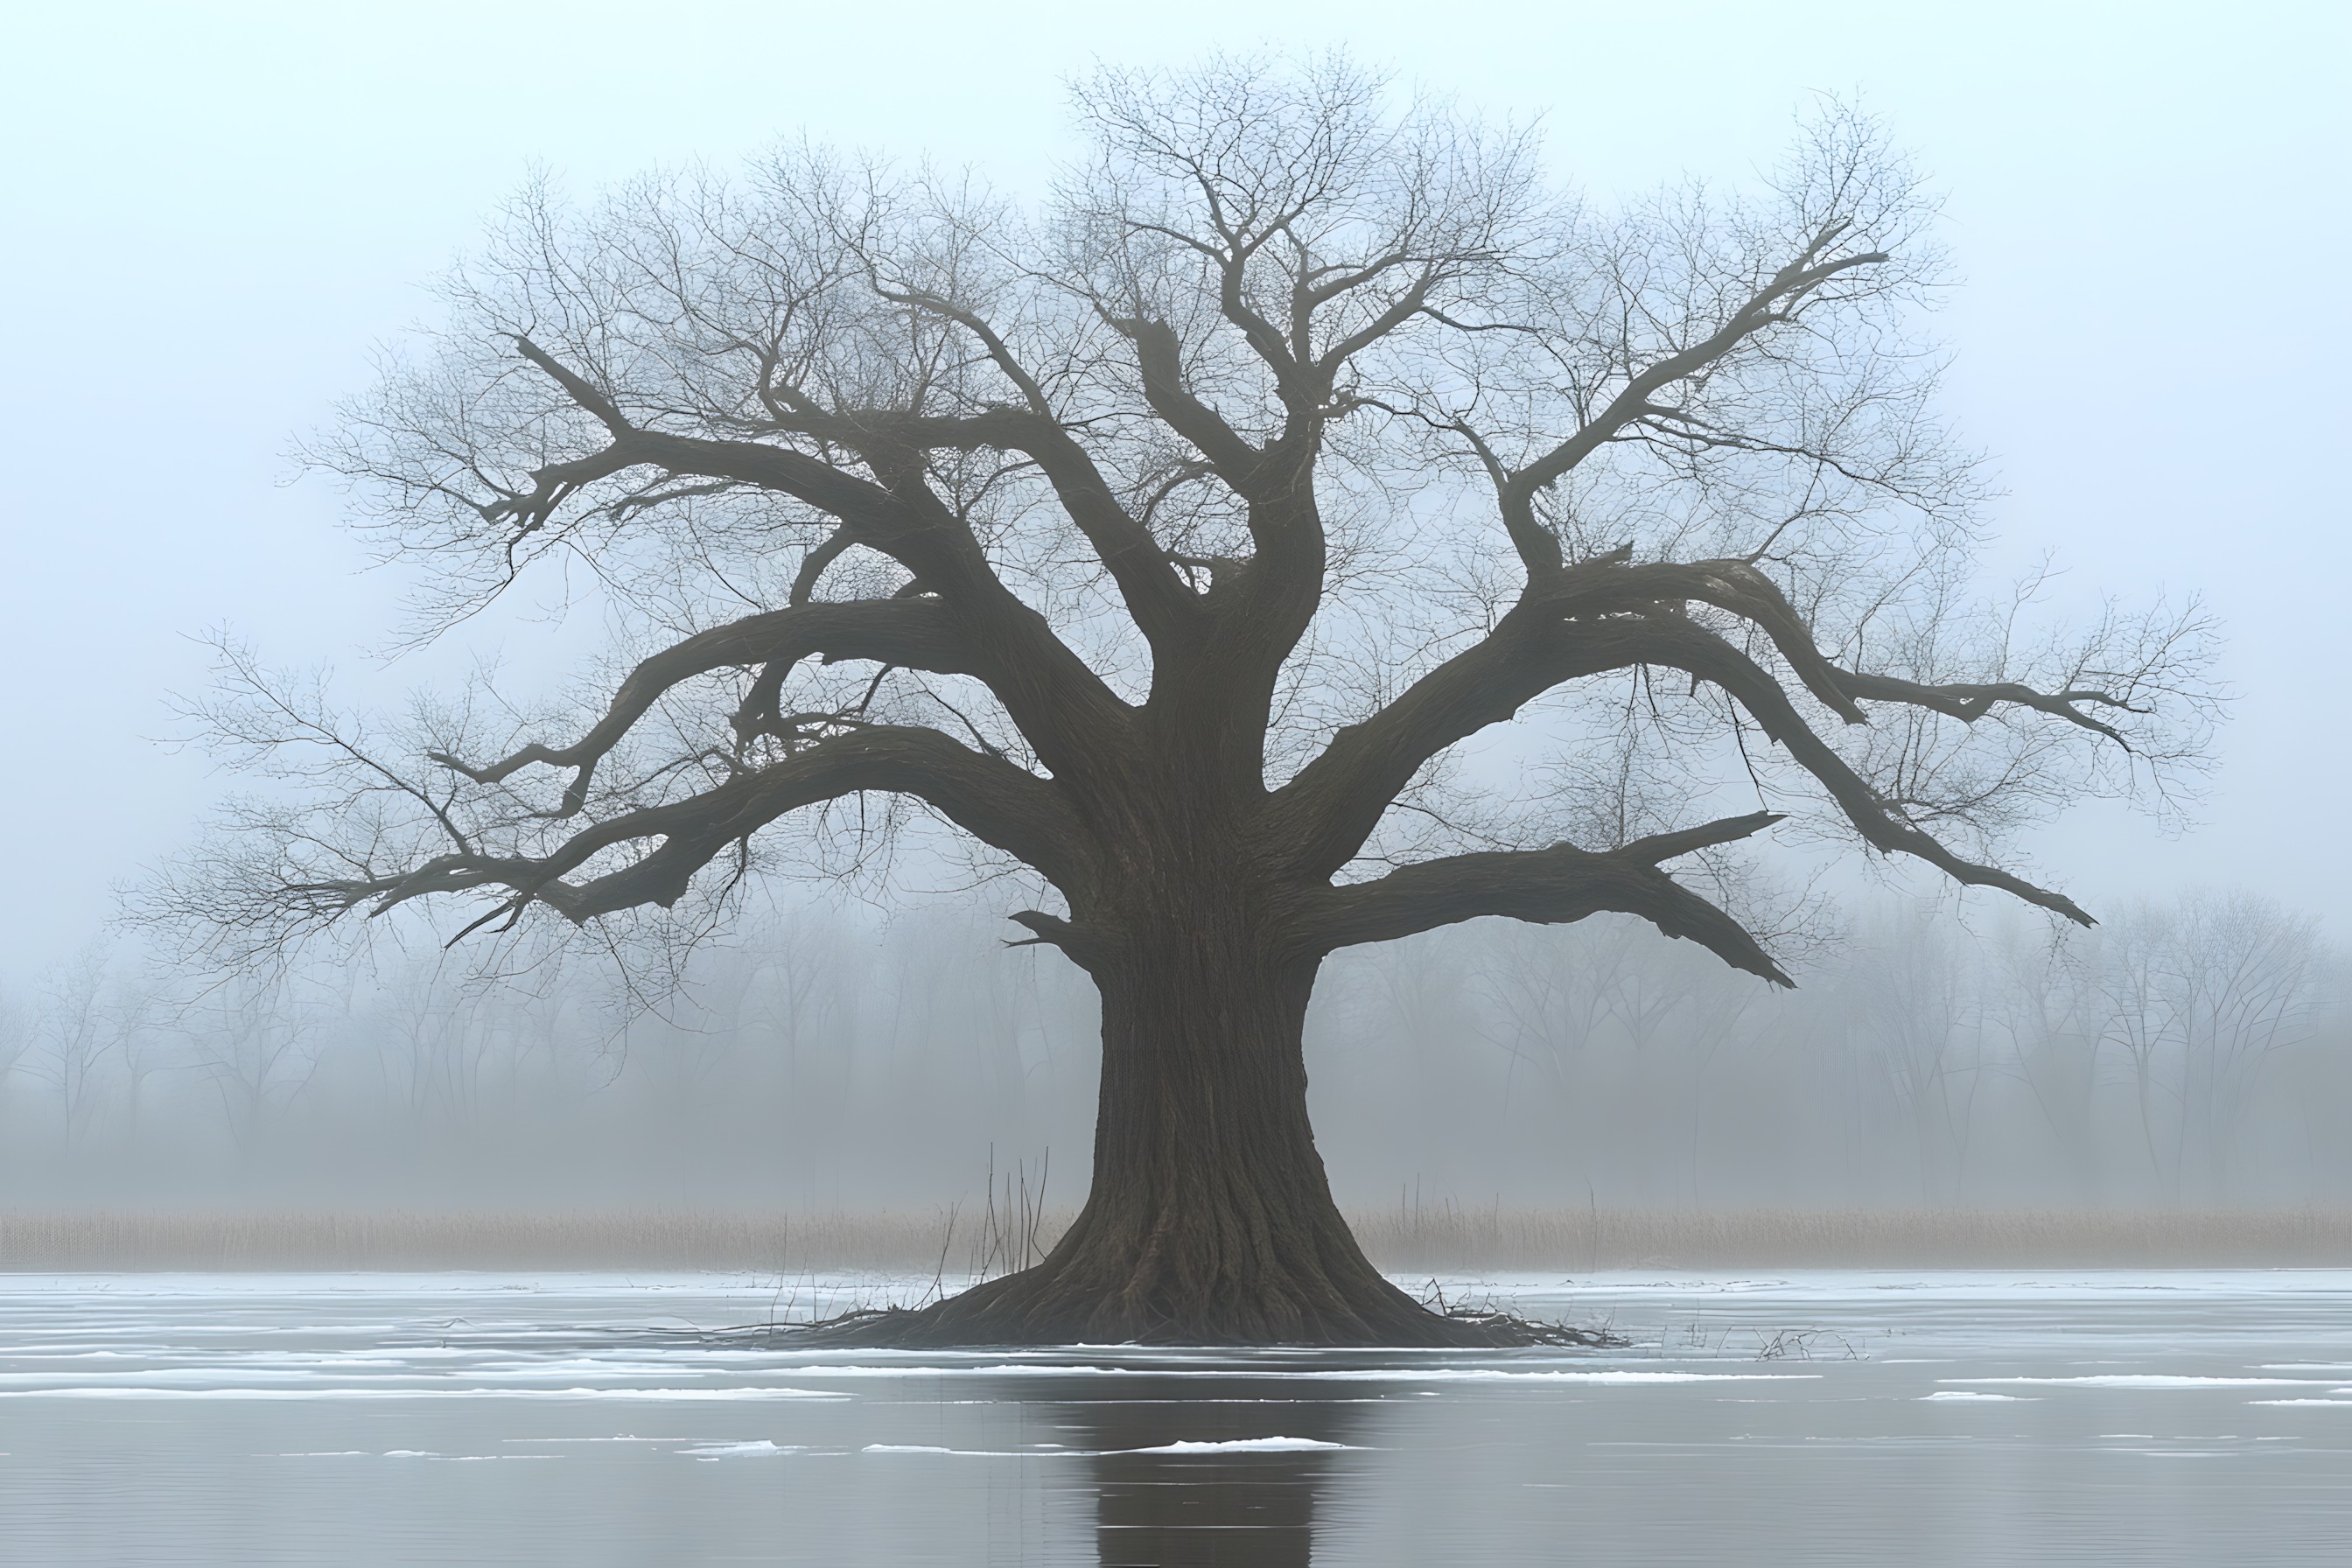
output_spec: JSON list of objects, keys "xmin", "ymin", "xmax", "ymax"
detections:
[{"xmin": 839, "ymin": 919, "xmax": 1522, "ymax": 1347}]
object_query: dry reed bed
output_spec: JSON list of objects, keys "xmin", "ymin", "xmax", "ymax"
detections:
[{"xmin": 9, "ymin": 1208, "xmax": 2352, "ymax": 1272}]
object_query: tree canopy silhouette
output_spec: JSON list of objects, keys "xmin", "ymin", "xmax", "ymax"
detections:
[{"xmin": 150, "ymin": 59, "xmax": 2216, "ymax": 1343}]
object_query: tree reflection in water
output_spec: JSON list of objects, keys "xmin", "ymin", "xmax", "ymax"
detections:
[{"xmin": 1046, "ymin": 1374, "xmax": 1364, "ymax": 1567}]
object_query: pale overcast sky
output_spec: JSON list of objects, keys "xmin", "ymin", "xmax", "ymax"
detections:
[{"xmin": 1, "ymin": 1, "xmax": 2344, "ymax": 976}]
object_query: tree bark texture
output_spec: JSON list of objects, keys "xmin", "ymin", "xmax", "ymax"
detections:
[{"xmin": 842, "ymin": 918, "xmax": 1500, "ymax": 1346}]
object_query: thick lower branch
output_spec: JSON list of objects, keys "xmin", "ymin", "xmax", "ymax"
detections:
[{"xmin": 1306, "ymin": 812, "xmax": 1792, "ymax": 984}]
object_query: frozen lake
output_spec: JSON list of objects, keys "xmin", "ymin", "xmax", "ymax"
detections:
[{"xmin": 4, "ymin": 1270, "xmax": 2351, "ymax": 1564}]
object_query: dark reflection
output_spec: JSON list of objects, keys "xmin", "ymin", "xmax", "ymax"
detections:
[{"xmin": 1045, "ymin": 1372, "xmax": 1364, "ymax": 1568}]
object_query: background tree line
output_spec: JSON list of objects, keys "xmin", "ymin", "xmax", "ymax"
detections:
[{"xmin": 0, "ymin": 886, "xmax": 2338, "ymax": 1213}]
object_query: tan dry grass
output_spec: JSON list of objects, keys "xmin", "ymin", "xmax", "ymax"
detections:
[{"xmin": 7, "ymin": 1208, "xmax": 2352, "ymax": 1272}]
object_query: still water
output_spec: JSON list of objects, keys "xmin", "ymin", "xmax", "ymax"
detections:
[{"xmin": 3, "ymin": 1269, "xmax": 2349, "ymax": 1564}]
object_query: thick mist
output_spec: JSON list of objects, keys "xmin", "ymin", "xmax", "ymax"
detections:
[
  {"xmin": 3, "ymin": 886, "xmax": 2339, "ymax": 1214},
  {"xmin": 2, "ymin": 8, "xmax": 2344, "ymax": 1236}
]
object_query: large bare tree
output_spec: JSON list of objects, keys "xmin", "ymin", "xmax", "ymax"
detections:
[{"xmin": 151, "ymin": 60, "xmax": 2215, "ymax": 1344}]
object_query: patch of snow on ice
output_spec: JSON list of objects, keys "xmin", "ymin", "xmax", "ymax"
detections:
[
  {"xmin": 1946, "ymin": 1376, "xmax": 2323, "ymax": 1390},
  {"xmin": 0, "ymin": 1385, "xmax": 847, "ymax": 1401},
  {"xmin": 778, "ymin": 1363, "xmax": 1810, "ymax": 1384},
  {"xmin": 1130, "ymin": 1437, "xmax": 1357, "ymax": 1453}
]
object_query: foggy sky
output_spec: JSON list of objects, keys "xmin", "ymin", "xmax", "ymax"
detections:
[{"xmin": 1, "ymin": 1, "xmax": 2347, "ymax": 980}]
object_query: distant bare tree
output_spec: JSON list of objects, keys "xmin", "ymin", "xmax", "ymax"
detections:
[
  {"xmin": 2087, "ymin": 892, "xmax": 2317, "ymax": 1202},
  {"xmin": 142, "ymin": 59, "xmax": 2216, "ymax": 1342},
  {"xmin": 1985, "ymin": 920, "xmax": 2107, "ymax": 1200},
  {"xmin": 1855, "ymin": 907, "xmax": 1986, "ymax": 1202},
  {"xmin": 24, "ymin": 945, "xmax": 119, "ymax": 1162},
  {"xmin": 2276, "ymin": 962, "xmax": 2352, "ymax": 1196},
  {"xmin": 188, "ymin": 976, "xmax": 319, "ymax": 1157},
  {"xmin": 110, "ymin": 970, "xmax": 174, "ymax": 1144},
  {"xmin": 2093, "ymin": 904, "xmax": 2185, "ymax": 1200},
  {"xmin": 0, "ymin": 980, "xmax": 31, "ymax": 1129},
  {"xmin": 1669, "ymin": 951, "xmax": 1773, "ymax": 1207},
  {"xmin": 1474, "ymin": 920, "xmax": 1618, "ymax": 1132},
  {"xmin": 2169, "ymin": 892, "xmax": 2319, "ymax": 1197},
  {"xmin": 747, "ymin": 909, "xmax": 864, "ymax": 1156}
]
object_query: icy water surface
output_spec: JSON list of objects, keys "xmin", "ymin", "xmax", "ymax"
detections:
[{"xmin": 4, "ymin": 1270, "xmax": 2352, "ymax": 1564}]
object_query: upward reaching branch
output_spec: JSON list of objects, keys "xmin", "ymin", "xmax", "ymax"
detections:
[
  {"xmin": 500, "ymin": 337, "xmax": 1140, "ymax": 780},
  {"xmin": 841, "ymin": 286, "xmax": 1208, "ymax": 648},
  {"xmin": 428, "ymin": 597, "xmax": 989, "ymax": 816}
]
